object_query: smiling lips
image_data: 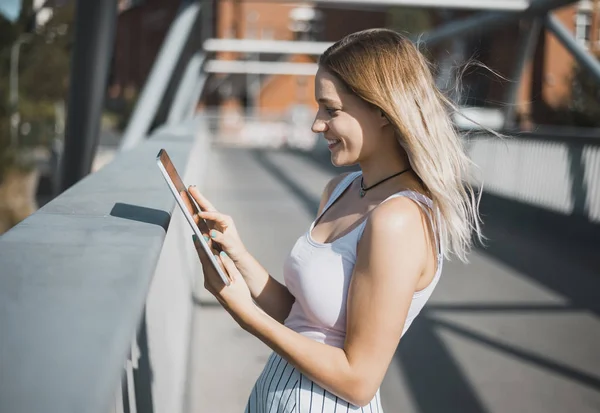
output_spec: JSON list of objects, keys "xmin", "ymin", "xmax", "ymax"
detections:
[{"xmin": 326, "ymin": 138, "xmax": 341, "ymax": 149}]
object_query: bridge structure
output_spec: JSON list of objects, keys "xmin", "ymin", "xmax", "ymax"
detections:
[{"xmin": 0, "ymin": 1, "xmax": 599, "ymax": 413}]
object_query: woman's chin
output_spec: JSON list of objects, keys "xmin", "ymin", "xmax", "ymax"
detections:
[
  {"xmin": 330, "ymin": 152, "xmax": 355, "ymax": 167},
  {"xmin": 330, "ymin": 152, "xmax": 343, "ymax": 167}
]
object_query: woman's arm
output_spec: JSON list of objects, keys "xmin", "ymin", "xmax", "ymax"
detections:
[
  {"xmin": 233, "ymin": 252, "xmax": 294, "ymax": 324},
  {"xmin": 189, "ymin": 185, "xmax": 295, "ymax": 324},
  {"xmin": 241, "ymin": 197, "xmax": 429, "ymax": 407},
  {"xmin": 231, "ymin": 172, "xmax": 353, "ymax": 323}
]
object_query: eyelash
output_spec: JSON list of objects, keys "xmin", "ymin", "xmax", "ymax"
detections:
[{"xmin": 325, "ymin": 107, "xmax": 339, "ymax": 116}]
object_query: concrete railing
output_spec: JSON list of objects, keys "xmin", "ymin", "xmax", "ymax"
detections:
[
  {"xmin": 0, "ymin": 117, "xmax": 210, "ymax": 413},
  {"xmin": 465, "ymin": 128, "xmax": 600, "ymax": 243},
  {"xmin": 305, "ymin": 124, "xmax": 600, "ymax": 238},
  {"xmin": 467, "ymin": 129, "xmax": 600, "ymax": 222}
]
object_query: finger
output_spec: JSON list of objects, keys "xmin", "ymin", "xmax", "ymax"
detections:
[
  {"xmin": 199, "ymin": 233, "xmax": 212, "ymax": 250},
  {"xmin": 194, "ymin": 236, "xmax": 224, "ymax": 291},
  {"xmin": 194, "ymin": 234, "xmax": 223, "ymax": 265},
  {"xmin": 208, "ymin": 229, "xmax": 231, "ymax": 251},
  {"xmin": 203, "ymin": 232, "xmax": 223, "ymax": 255},
  {"xmin": 194, "ymin": 235, "xmax": 219, "ymax": 275},
  {"xmin": 216, "ymin": 255, "xmax": 232, "ymax": 285},
  {"xmin": 213, "ymin": 252, "xmax": 233, "ymax": 285},
  {"xmin": 214, "ymin": 252, "xmax": 227, "ymax": 272},
  {"xmin": 218, "ymin": 251, "xmax": 240, "ymax": 283},
  {"xmin": 188, "ymin": 185, "xmax": 217, "ymax": 212},
  {"xmin": 198, "ymin": 211, "xmax": 231, "ymax": 227}
]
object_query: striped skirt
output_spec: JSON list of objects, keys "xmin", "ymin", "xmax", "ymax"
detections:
[{"xmin": 244, "ymin": 352, "xmax": 384, "ymax": 413}]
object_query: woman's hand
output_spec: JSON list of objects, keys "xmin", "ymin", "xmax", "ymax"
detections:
[
  {"xmin": 188, "ymin": 186, "xmax": 248, "ymax": 263},
  {"xmin": 193, "ymin": 235, "xmax": 257, "ymax": 328}
]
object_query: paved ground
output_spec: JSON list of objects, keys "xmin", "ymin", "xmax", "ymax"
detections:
[{"xmin": 185, "ymin": 146, "xmax": 600, "ymax": 413}]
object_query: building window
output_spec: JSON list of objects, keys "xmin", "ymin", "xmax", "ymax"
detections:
[
  {"xmin": 289, "ymin": 6, "xmax": 322, "ymax": 41},
  {"xmin": 575, "ymin": 10, "xmax": 592, "ymax": 46}
]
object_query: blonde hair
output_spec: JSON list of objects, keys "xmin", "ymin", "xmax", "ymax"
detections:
[{"xmin": 319, "ymin": 28, "xmax": 482, "ymax": 262}]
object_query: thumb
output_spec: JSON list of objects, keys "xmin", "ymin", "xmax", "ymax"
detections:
[{"xmin": 219, "ymin": 251, "xmax": 241, "ymax": 282}]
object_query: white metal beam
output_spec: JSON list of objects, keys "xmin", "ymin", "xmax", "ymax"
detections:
[
  {"xmin": 204, "ymin": 38, "xmax": 332, "ymax": 55},
  {"xmin": 205, "ymin": 60, "xmax": 319, "ymax": 75},
  {"xmin": 286, "ymin": 0, "xmax": 530, "ymax": 11},
  {"xmin": 545, "ymin": 14, "xmax": 600, "ymax": 85},
  {"xmin": 417, "ymin": 0, "xmax": 577, "ymax": 46}
]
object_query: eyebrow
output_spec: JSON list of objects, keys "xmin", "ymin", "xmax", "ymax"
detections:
[{"xmin": 317, "ymin": 97, "xmax": 341, "ymax": 106}]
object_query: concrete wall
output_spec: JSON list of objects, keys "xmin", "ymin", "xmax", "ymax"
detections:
[
  {"xmin": 0, "ymin": 115, "xmax": 209, "ymax": 413},
  {"xmin": 145, "ymin": 120, "xmax": 210, "ymax": 413}
]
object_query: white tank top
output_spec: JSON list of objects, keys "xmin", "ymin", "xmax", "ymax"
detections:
[{"xmin": 283, "ymin": 171, "xmax": 444, "ymax": 349}]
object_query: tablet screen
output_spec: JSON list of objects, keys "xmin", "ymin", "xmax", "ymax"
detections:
[
  {"xmin": 157, "ymin": 149, "xmax": 213, "ymax": 238},
  {"xmin": 157, "ymin": 149, "xmax": 229, "ymax": 285}
]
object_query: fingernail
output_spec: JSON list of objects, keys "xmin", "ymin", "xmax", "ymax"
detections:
[
  {"xmin": 220, "ymin": 251, "xmax": 228, "ymax": 258},
  {"xmin": 210, "ymin": 230, "xmax": 217, "ymax": 238},
  {"xmin": 203, "ymin": 234, "xmax": 210, "ymax": 242},
  {"xmin": 192, "ymin": 235, "xmax": 199, "ymax": 244}
]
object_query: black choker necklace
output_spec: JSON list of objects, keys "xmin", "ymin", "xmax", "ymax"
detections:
[{"xmin": 360, "ymin": 167, "xmax": 411, "ymax": 198}]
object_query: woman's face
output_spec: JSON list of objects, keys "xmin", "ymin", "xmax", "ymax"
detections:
[{"xmin": 312, "ymin": 68, "xmax": 388, "ymax": 167}]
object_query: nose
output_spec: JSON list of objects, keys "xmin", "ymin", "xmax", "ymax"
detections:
[{"xmin": 311, "ymin": 115, "xmax": 328, "ymax": 134}]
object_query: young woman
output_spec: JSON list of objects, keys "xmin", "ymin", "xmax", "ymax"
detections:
[{"xmin": 188, "ymin": 28, "xmax": 481, "ymax": 412}]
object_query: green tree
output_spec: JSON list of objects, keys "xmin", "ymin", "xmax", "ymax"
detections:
[
  {"xmin": 0, "ymin": 1, "xmax": 74, "ymax": 153},
  {"xmin": 19, "ymin": 4, "xmax": 73, "ymax": 104},
  {"xmin": 0, "ymin": 13, "xmax": 19, "ymax": 150}
]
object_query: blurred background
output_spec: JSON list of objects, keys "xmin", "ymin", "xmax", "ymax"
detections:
[
  {"xmin": 1, "ymin": 0, "xmax": 599, "ymax": 231},
  {"xmin": 0, "ymin": 1, "xmax": 599, "ymax": 413}
]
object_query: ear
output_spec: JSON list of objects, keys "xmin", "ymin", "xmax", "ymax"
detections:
[{"xmin": 379, "ymin": 110, "xmax": 390, "ymax": 127}]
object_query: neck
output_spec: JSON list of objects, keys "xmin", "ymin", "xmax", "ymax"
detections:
[{"xmin": 359, "ymin": 141, "xmax": 411, "ymax": 189}]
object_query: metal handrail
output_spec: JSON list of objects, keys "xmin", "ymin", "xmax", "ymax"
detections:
[
  {"xmin": 417, "ymin": 0, "xmax": 577, "ymax": 47},
  {"xmin": 119, "ymin": 2, "xmax": 201, "ymax": 151},
  {"xmin": 469, "ymin": 126, "xmax": 600, "ymax": 145},
  {"xmin": 167, "ymin": 51, "xmax": 206, "ymax": 126},
  {"xmin": 545, "ymin": 14, "xmax": 600, "ymax": 85}
]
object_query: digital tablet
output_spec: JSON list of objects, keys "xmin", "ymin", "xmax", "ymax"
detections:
[{"xmin": 156, "ymin": 149, "xmax": 230, "ymax": 286}]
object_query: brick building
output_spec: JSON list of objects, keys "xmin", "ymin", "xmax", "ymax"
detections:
[
  {"xmin": 204, "ymin": 0, "xmax": 600, "ymax": 129},
  {"xmin": 108, "ymin": 0, "xmax": 180, "ymax": 101},
  {"xmin": 453, "ymin": 0, "xmax": 600, "ymax": 127},
  {"xmin": 203, "ymin": 1, "xmax": 389, "ymax": 118},
  {"xmin": 107, "ymin": 1, "xmax": 600, "ymax": 129}
]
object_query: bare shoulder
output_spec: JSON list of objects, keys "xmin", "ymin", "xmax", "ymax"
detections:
[
  {"xmin": 317, "ymin": 172, "xmax": 355, "ymax": 216},
  {"xmin": 361, "ymin": 196, "xmax": 430, "ymax": 261},
  {"xmin": 369, "ymin": 196, "xmax": 425, "ymax": 231}
]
